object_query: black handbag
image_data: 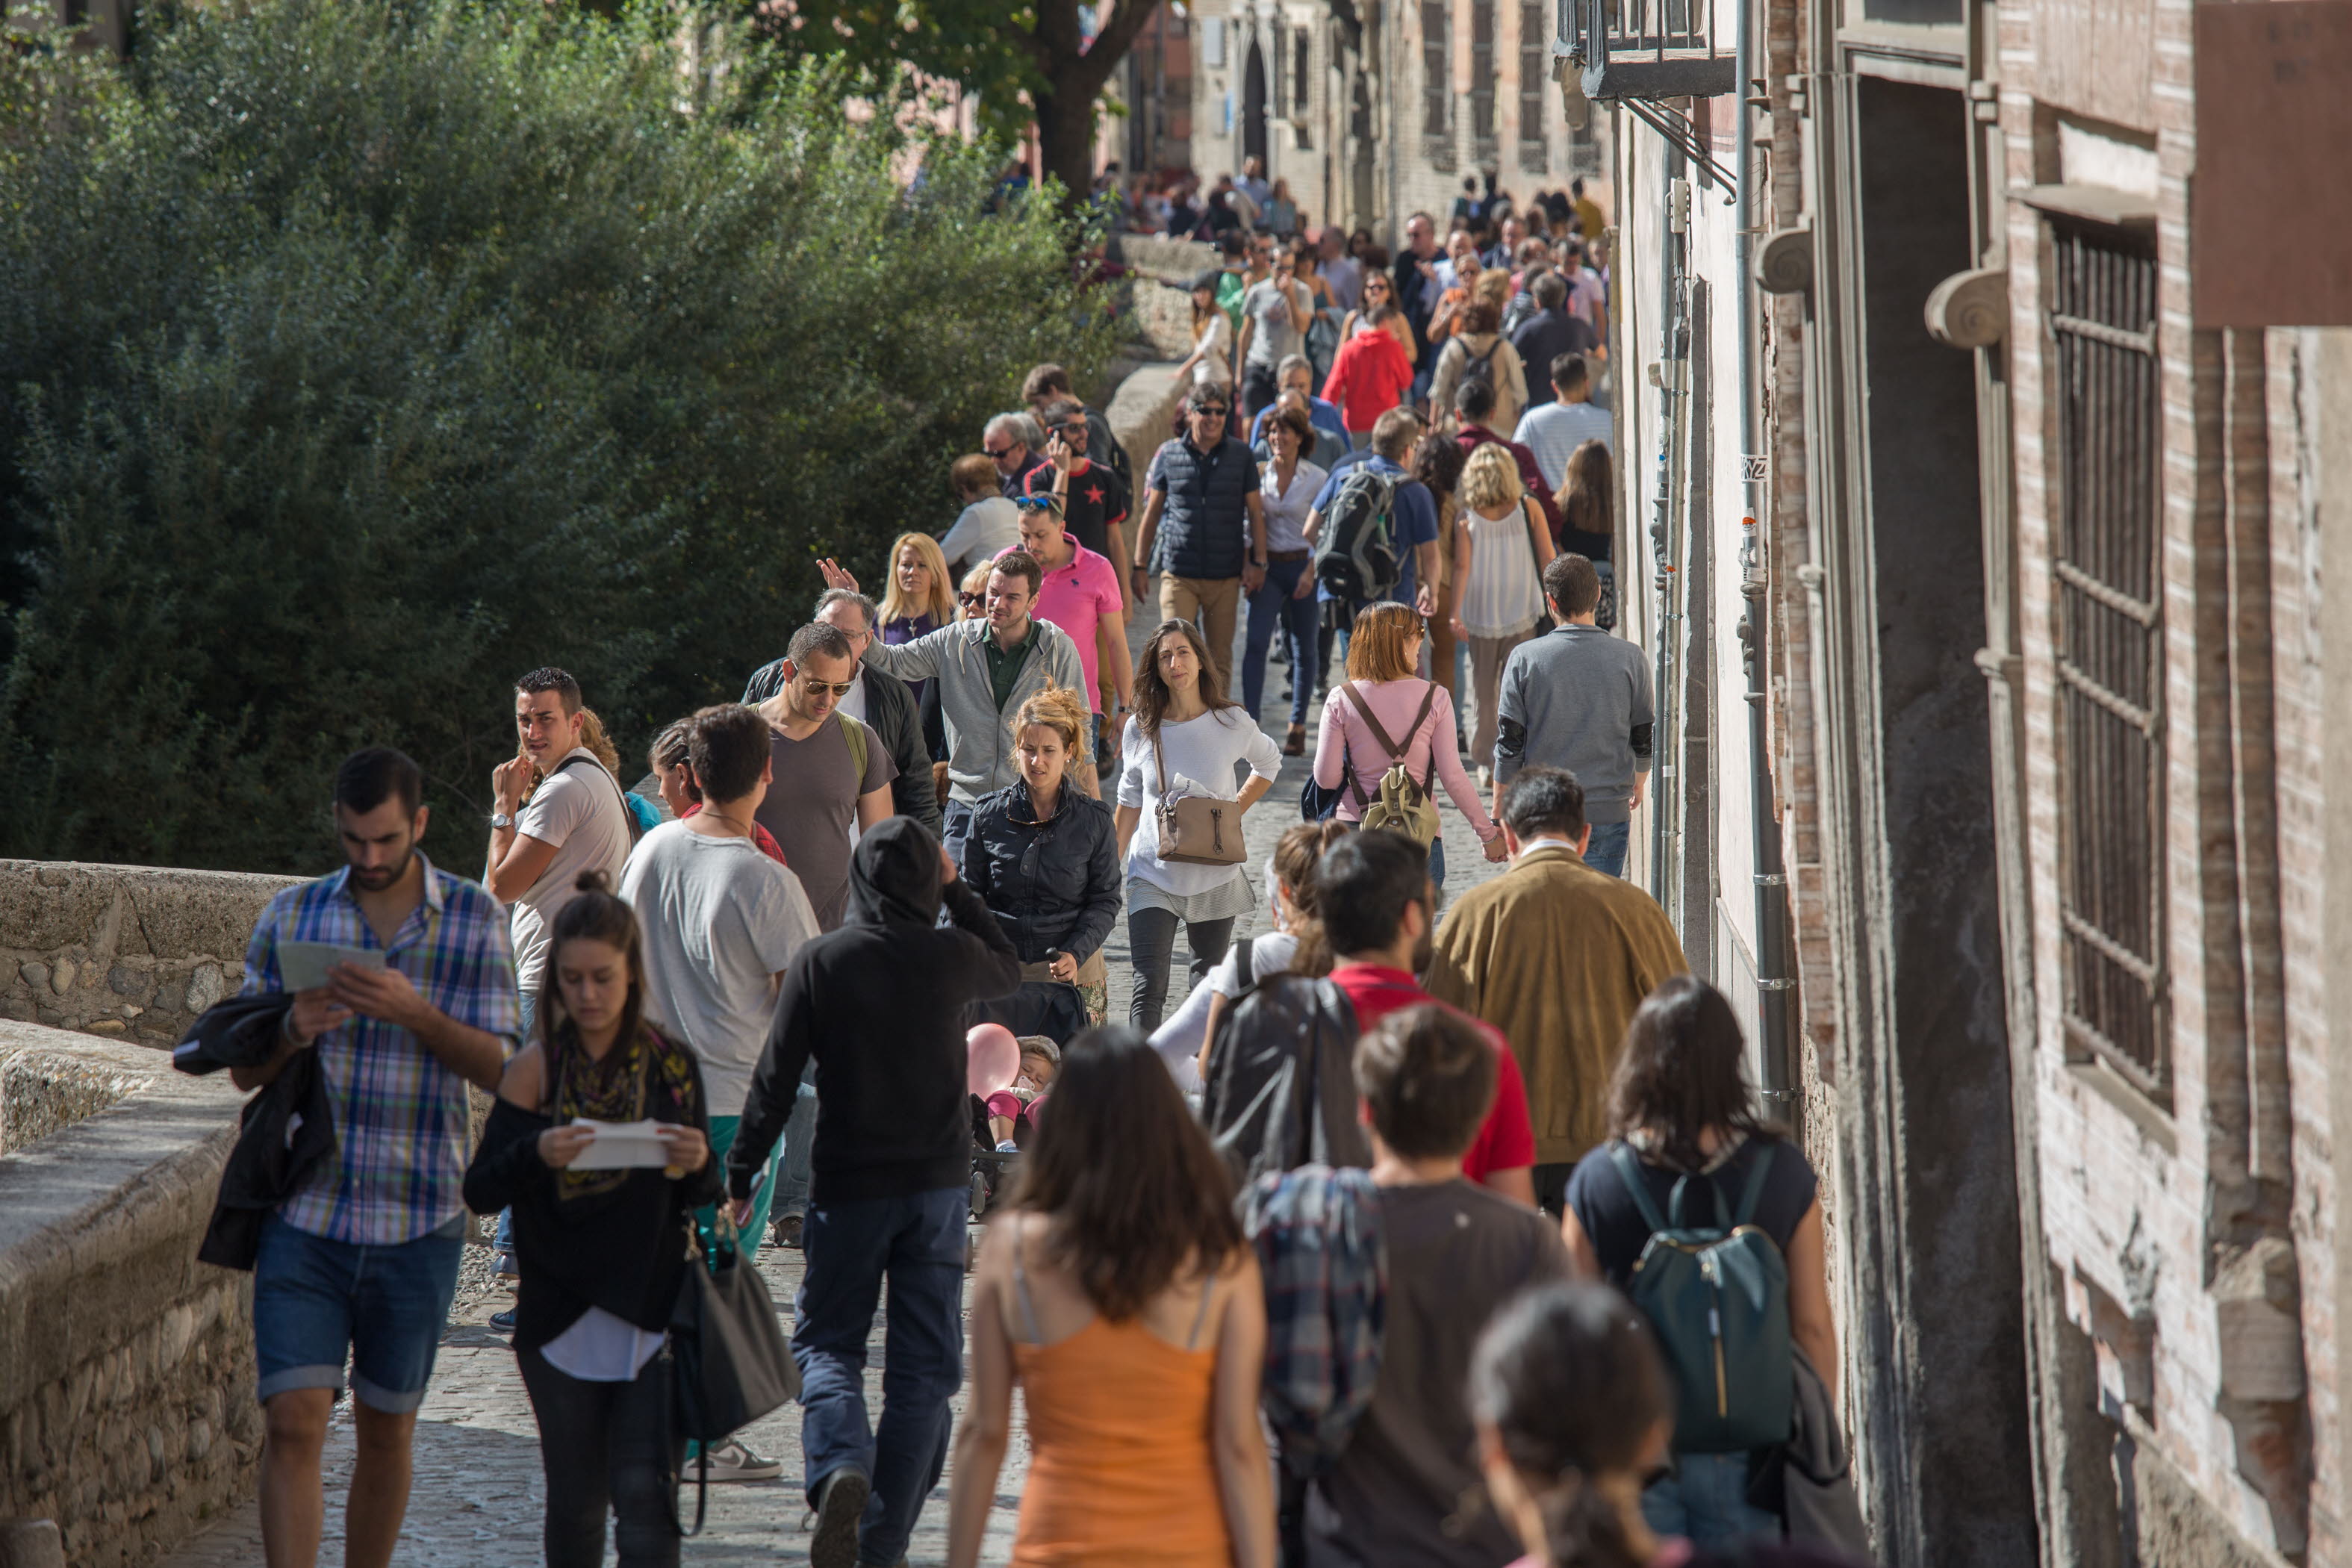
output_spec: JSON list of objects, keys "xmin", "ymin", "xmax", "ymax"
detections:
[
  {"xmin": 668, "ymin": 1209, "xmax": 800, "ymax": 1535},
  {"xmin": 1300, "ymin": 735, "xmax": 1351, "ymax": 822}
]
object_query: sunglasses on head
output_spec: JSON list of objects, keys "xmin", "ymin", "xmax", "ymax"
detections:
[{"xmin": 1011, "ymin": 494, "xmax": 1063, "ymax": 514}]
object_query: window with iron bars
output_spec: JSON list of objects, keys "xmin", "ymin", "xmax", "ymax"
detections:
[
  {"xmin": 1518, "ymin": 1, "xmax": 1552, "ymax": 169},
  {"xmin": 1294, "ymin": 28, "xmax": 1312, "ymax": 119},
  {"xmin": 1422, "ymin": 1, "xmax": 1452, "ymax": 140},
  {"xmin": 2047, "ymin": 219, "xmax": 2168, "ymax": 1101},
  {"xmin": 1470, "ymin": 0, "xmax": 1498, "ymax": 150}
]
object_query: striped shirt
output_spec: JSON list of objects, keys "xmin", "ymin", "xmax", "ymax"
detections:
[{"xmin": 239, "ymin": 854, "xmax": 520, "ymax": 1245}]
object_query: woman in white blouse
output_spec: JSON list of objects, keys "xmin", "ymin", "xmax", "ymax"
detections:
[
  {"xmin": 1239, "ymin": 402, "xmax": 1329, "ymax": 757},
  {"xmin": 1116, "ymin": 620, "xmax": 1284, "ymax": 1031},
  {"xmin": 1449, "ymin": 443, "xmax": 1557, "ymax": 772}
]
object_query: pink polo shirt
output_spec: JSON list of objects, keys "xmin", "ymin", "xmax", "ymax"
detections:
[{"xmin": 1004, "ymin": 541, "xmax": 1123, "ymax": 712}]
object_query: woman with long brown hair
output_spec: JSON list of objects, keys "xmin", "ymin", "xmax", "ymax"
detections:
[
  {"xmin": 945, "ymin": 1027, "xmax": 1276, "ymax": 1568},
  {"xmin": 463, "ymin": 871, "xmax": 718, "ymax": 1568},
  {"xmin": 1431, "ymin": 298, "xmax": 1531, "ymax": 435},
  {"xmin": 1560, "ymin": 438, "xmax": 1616, "ymax": 628},
  {"xmin": 1114, "ymin": 619, "xmax": 1284, "ymax": 1030}
]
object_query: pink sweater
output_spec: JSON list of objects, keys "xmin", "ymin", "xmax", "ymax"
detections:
[{"xmin": 1311, "ymin": 679, "xmax": 1499, "ymax": 840}]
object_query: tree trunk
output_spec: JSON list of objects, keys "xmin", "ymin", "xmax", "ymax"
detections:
[
  {"xmin": 1033, "ymin": 80, "xmax": 1102, "ymax": 214},
  {"xmin": 1028, "ymin": 0, "xmax": 1164, "ymax": 214}
]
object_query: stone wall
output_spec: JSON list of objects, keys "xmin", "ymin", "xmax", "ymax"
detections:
[
  {"xmin": 0, "ymin": 1025, "xmax": 251, "ymax": 1566},
  {"xmin": 0, "ymin": 862, "xmax": 300, "ymax": 1052}
]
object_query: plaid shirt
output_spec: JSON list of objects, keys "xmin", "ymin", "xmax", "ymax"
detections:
[
  {"xmin": 1241, "ymin": 1166, "xmax": 1387, "ymax": 1478},
  {"xmin": 239, "ymin": 853, "xmax": 520, "ymax": 1245}
]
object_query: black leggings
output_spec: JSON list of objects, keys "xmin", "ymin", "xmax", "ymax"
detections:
[
  {"xmin": 1127, "ymin": 908, "xmax": 1237, "ymax": 1032},
  {"xmin": 517, "ymin": 1340, "xmax": 682, "ymax": 1568}
]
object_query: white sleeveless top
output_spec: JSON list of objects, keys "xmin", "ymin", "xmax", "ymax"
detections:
[{"xmin": 1458, "ymin": 497, "xmax": 1549, "ymax": 639}]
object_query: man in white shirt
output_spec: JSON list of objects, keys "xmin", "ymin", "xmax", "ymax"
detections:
[
  {"xmin": 939, "ymin": 452, "xmax": 1023, "ymax": 573},
  {"xmin": 1513, "ymin": 353, "xmax": 1616, "ymax": 492},
  {"xmin": 485, "ymin": 667, "xmax": 634, "ymax": 1028},
  {"xmin": 620, "ymin": 701, "xmax": 818, "ymax": 1481}
]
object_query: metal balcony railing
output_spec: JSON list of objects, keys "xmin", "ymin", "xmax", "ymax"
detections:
[{"xmin": 1558, "ymin": 0, "xmax": 1737, "ymax": 101}]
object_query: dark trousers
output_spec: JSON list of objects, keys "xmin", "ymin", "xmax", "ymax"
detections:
[
  {"xmin": 1127, "ymin": 908, "xmax": 1238, "ymax": 1032},
  {"xmin": 794, "ymin": 1186, "xmax": 968, "ymax": 1567},
  {"xmin": 516, "ymin": 1341, "xmax": 682, "ymax": 1568},
  {"xmin": 1242, "ymin": 558, "xmax": 1321, "ymax": 727},
  {"xmin": 1243, "ymin": 362, "xmax": 1281, "ymax": 417}
]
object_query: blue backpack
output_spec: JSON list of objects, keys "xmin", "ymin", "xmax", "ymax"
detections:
[{"xmin": 1609, "ymin": 1142, "xmax": 1793, "ymax": 1455}]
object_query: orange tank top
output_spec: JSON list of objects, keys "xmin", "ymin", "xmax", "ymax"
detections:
[{"xmin": 1007, "ymin": 1241, "xmax": 1233, "ymax": 1568}]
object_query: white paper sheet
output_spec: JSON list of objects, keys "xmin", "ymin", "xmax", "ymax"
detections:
[{"xmin": 566, "ymin": 1119, "xmax": 672, "ymax": 1171}]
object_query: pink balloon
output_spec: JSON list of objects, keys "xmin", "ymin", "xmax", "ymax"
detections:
[{"xmin": 966, "ymin": 1023, "xmax": 1021, "ymax": 1097}]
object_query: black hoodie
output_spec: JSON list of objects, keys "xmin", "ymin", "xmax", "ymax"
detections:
[{"xmin": 727, "ymin": 816, "xmax": 1021, "ymax": 1204}]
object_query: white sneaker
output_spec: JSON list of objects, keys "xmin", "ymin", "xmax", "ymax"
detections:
[{"xmin": 698, "ymin": 1438, "xmax": 783, "ymax": 1483}]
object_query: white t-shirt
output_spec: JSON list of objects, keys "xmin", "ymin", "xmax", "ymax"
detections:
[
  {"xmin": 618, "ymin": 821, "xmax": 818, "ymax": 1118},
  {"xmin": 1117, "ymin": 709, "xmax": 1284, "ymax": 897},
  {"xmin": 509, "ymin": 746, "xmax": 635, "ymax": 990},
  {"xmin": 939, "ymin": 496, "xmax": 1023, "ymax": 572}
]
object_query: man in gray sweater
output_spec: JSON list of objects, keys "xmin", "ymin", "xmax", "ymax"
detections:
[
  {"xmin": 1492, "ymin": 554, "xmax": 1652, "ymax": 878},
  {"xmin": 847, "ymin": 548, "xmax": 1086, "ymax": 865}
]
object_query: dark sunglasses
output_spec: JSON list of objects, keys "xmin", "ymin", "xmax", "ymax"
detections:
[
  {"xmin": 959, "ymin": 591, "xmax": 986, "ymax": 608},
  {"xmin": 797, "ymin": 676, "xmax": 856, "ymax": 697},
  {"xmin": 983, "ymin": 444, "xmax": 1017, "ymax": 458},
  {"xmin": 1190, "ymin": 403, "xmax": 1230, "ymax": 418}
]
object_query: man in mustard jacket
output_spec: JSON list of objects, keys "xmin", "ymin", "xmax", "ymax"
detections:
[{"xmin": 1425, "ymin": 765, "xmax": 1688, "ymax": 1211}]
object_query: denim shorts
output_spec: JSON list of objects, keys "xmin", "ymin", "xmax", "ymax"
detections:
[{"xmin": 252, "ymin": 1210, "xmax": 465, "ymax": 1413}]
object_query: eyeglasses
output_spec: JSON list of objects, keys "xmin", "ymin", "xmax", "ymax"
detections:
[
  {"xmin": 1010, "ymin": 494, "xmax": 1064, "ymax": 514},
  {"xmin": 983, "ymin": 444, "xmax": 1016, "ymax": 458},
  {"xmin": 797, "ymin": 678, "xmax": 856, "ymax": 697},
  {"xmin": 1191, "ymin": 405, "xmax": 1229, "ymax": 419},
  {"xmin": 959, "ymin": 591, "xmax": 986, "ymax": 609}
]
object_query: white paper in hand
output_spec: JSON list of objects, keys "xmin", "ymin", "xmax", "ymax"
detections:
[{"xmin": 567, "ymin": 1119, "xmax": 671, "ymax": 1171}]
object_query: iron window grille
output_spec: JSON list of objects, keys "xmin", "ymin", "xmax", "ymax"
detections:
[
  {"xmin": 1422, "ymin": 0, "xmax": 1456, "ymax": 163},
  {"xmin": 1519, "ymin": 0, "xmax": 1552, "ymax": 171},
  {"xmin": 2047, "ymin": 219, "xmax": 2168, "ymax": 1101},
  {"xmin": 1558, "ymin": 0, "xmax": 1736, "ymax": 100},
  {"xmin": 1471, "ymin": 0, "xmax": 1499, "ymax": 155}
]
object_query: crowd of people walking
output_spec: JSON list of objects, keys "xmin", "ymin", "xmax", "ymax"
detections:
[{"xmin": 195, "ymin": 194, "xmax": 1870, "ymax": 1568}]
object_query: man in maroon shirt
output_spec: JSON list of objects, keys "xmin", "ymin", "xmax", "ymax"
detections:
[
  {"xmin": 1316, "ymin": 829, "xmax": 1537, "ymax": 1204},
  {"xmin": 1452, "ymin": 376, "xmax": 1562, "ymax": 538}
]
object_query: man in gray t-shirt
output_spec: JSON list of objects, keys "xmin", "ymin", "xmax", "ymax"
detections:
[
  {"xmin": 1236, "ymin": 258, "xmax": 1312, "ymax": 420},
  {"xmin": 751, "ymin": 622, "xmax": 898, "ymax": 930}
]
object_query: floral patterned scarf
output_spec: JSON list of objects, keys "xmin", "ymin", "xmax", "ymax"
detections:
[{"xmin": 550, "ymin": 1022, "xmax": 698, "ymax": 1201}]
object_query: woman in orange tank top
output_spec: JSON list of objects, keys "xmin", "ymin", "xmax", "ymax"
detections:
[{"xmin": 945, "ymin": 1027, "xmax": 1277, "ymax": 1568}]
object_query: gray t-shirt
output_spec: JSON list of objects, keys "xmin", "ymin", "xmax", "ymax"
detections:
[
  {"xmin": 752, "ymin": 715, "xmax": 897, "ymax": 932},
  {"xmin": 508, "ymin": 747, "xmax": 634, "ymax": 990},
  {"xmin": 618, "ymin": 821, "xmax": 818, "ymax": 1118},
  {"xmin": 1305, "ymin": 1180, "xmax": 1571, "ymax": 1568},
  {"xmin": 1243, "ymin": 278, "xmax": 1311, "ymax": 368}
]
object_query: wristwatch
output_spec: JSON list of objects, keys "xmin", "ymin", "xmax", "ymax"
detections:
[{"xmin": 489, "ymin": 812, "xmax": 514, "ymax": 830}]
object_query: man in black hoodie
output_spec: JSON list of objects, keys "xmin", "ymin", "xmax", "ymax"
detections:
[{"xmin": 727, "ymin": 816, "xmax": 1019, "ymax": 1568}]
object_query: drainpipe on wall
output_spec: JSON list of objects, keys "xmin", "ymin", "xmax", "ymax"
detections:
[{"xmin": 1732, "ymin": 0, "xmax": 1795, "ymax": 1110}]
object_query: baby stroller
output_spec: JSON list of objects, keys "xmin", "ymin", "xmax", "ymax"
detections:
[{"xmin": 968, "ymin": 1033, "xmax": 1057, "ymax": 1219}]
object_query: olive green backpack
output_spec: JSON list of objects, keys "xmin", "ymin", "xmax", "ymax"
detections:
[{"xmin": 1337, "ymin": 679, "xmax": 1441, "ymax": 849}]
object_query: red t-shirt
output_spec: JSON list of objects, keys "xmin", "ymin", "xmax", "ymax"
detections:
[
  {"xmin": 1320, "ymin": 326, "xmax": 1415, "ymax": 433},
  {"xmin": 1328, "ymin": 963, "xmax": 1537, "ymax": 1183}
]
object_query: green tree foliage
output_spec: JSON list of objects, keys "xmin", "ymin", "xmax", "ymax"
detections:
[{"xmin": 0, "ymin": 0, "xmax": 1118, "ymax": 874}]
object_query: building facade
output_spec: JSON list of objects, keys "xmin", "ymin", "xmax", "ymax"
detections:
[
  {"xmin": 1184, "ymin": 0, "xmax": 1605, "ymax": 238},
  {"xmin": 1590, "ymin": 0, "xmax": 2352, "ymax": 1553}
]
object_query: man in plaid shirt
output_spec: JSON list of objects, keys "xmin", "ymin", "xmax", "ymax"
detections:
[{"xmin": 231, "ymin": 747, "xmax": 519, "ymax": 1568}]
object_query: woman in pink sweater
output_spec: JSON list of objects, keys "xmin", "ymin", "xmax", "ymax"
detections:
[{"xmin": 1310, "ymin": 603, "xmax": 1507, "ymax": 897}]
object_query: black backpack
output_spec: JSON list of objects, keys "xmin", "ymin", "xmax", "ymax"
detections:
[
  {"xmin": 1458, "ymin": 335, "xmax": 1503, "ymax": 396},
  {"xmin": 1199, "ymin": 947, "xmax": 1371, "ymax": 1186},
  {"xmin": 1312, "ymin": 465, "xmax": 1401, "ymax": 606}
]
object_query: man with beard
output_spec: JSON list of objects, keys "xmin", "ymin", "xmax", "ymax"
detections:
[
  {"xmin": 726, "ymin": 818, "xmax": 1021, "ymax": 1568},
  {"xmin": 231, "ymin": 747, "xmax": 521, "ymax": 1568}
]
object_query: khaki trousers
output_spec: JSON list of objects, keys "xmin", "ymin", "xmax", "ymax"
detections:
[
  {"xmin": 1161, "ymin": 574, "xmax": 1243, "ymax": 694},
  {"xmin": 1466, "ymin": 629, "xmax": 1534, "ymax": 768}
]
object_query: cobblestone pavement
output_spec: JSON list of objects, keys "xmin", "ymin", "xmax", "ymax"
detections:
[{"xmin": 161, "ymin": 572, "xmax": 1506, "ymax": 1568}]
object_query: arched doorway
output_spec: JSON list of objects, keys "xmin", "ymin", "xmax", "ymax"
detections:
[{"xmin": 1242, "ymin": 36, "xmax": 1269, "ymax": 169}]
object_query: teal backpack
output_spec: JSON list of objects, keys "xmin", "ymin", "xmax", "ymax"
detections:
[{"xmin": 1610, "ymin": 1142, "xmax": 1794, "ymax": 1454}]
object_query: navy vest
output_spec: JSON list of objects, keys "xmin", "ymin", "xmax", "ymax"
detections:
[{"xmin": 1152, "ymin": 435, "xmax": 1257, "ymax": 579}]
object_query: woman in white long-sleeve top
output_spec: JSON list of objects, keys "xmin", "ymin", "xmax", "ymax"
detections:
[{"xmin": 1114, "ymin": 619, "xmax": 1284, "ymax": 1031}]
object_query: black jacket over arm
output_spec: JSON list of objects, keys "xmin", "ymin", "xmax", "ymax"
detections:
[
  {"xmin": 463, "ymin": 1040, "xmax": 724, "ymax": 1351},
  {"xmin": 959, "ymin": 783, "xmax": 1121, "ymax": 966},
  {"xmin": 727, "ymin": 818, "xmax": 1021, "ymax": 1205}
]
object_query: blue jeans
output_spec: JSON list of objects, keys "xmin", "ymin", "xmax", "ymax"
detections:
[
  {"xmin": 1585, "ymin": 819, "xmax": 1631, "ymax": 879},
  {"xmin": 252, "ymin": 1212, "xmax": 465, "ymax": 1413},
  {"xmin": 1642, "ymin": 1451, "xmax": 1778, "ymax": 1546},
  {"xmin": 774, "ymin": 1064, "xmax": 818, "ymax": 1222},
  {"xmin": 1242, "ymin": 558, "xmax": 1319, "ymax": 727},
  {"xmin": 794, "ymin": 1187, "xmax": 968, "ymax": 1566},
  {"xmin": 1428, "ymin": 834, "xmax": 1447, "ymax": 895}
]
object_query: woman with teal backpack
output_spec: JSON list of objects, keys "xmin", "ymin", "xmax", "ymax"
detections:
[{"xmin": 1561, "ymin": 975, "xmax": 1839, "ymax": 1547}]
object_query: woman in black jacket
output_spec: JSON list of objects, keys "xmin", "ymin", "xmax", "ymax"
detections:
[
  {"xmin": 960, "ymin": 684, "xmax": 1123, "ymax": 1026},
  {"xmin": 463, "ymin": 871, "xmax": 719, "ymax": 1568}
]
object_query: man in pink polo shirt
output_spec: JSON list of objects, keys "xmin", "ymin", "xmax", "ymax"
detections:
[{"xmin": 1006, "ymin": 499, "xmax": 1133, "ymax": 794}]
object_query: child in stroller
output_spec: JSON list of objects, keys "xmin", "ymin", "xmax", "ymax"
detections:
[{"xmin": 969, "ymin": 1036, "xmax": 1060, "ymax": 1216}]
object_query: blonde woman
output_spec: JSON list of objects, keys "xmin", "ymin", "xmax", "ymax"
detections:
[
  {"xmin": 882, "ymin": 531, "xmax": 959, "ymax": 758},
  {"xmin": 1449, "ymin": 443, "xmax": 1557, "ymax": 772},
  {"xmin": 960, "ymin": 684, "xmax": 1122, "ymax": 1027}
]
